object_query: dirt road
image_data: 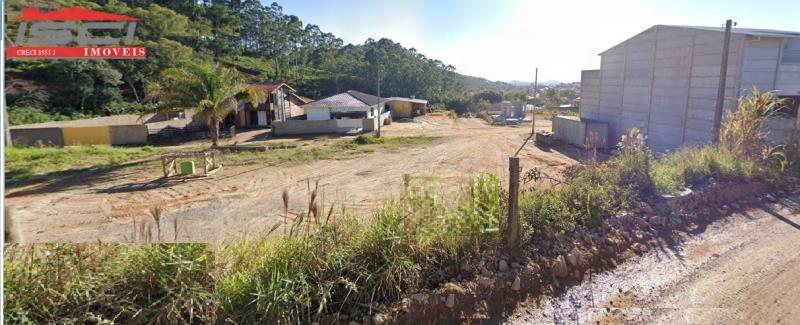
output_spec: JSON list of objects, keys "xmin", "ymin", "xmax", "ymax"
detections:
[
  {"xmin": 508, "ymin": 195, "xmax": 800, "ymax": 324},
  {"xmin": 7, "ymin": 117, "xmax": 582, "ymax": 243}
]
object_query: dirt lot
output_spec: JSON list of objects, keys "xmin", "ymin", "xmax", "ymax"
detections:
[
  {"xmin": 508, "ymin": 195, "xmax": 800, "ymax": 324},
  {"xmin": 7, "ymin": 117, "xmax": 583, "ymax": 243}
]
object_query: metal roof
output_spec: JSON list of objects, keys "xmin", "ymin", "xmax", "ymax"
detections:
[
  {"xmin": 304, "ymin": 90, "xmax": 384, "ymax": 108},
  {"xmin": 600, "ymin": 25, "xmax": 800, "ymax": 55},
  {"xmin": 664, "ymin": 25, "xmax": 800, "ymax": 38},
  {"xmin": 385, "ymin": 97, "xmax": 428, "ymax": 104}
]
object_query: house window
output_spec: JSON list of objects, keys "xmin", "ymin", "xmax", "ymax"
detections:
[{"xmin": 782, "ymin": 39, "xmax": 800, "ymax": 64}]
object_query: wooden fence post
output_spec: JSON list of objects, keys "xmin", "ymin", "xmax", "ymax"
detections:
[{"xmin": 506, "ymin": 156, "xmax": 520, "ymax": 250}]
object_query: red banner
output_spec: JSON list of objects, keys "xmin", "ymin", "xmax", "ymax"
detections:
[{"xmin": 7, "ymin": 46, "xmax": 146, "ymax": 59}]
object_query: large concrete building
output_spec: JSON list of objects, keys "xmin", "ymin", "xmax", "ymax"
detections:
[{"xmin": 580, "ymin": 25, "xmax": 800, "ymax": 151}]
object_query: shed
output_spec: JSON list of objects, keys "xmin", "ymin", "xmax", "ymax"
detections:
[
  {"xmin": 384, "ymin": 97, "xmax": 428, "ymax": 118},
  {"xmin": 580, "ymin": 25, "xmax": 800, "ymax": 151},
  {"xmin": 552, "ymin": 115, "xmax": 609, "ymax": 149}
]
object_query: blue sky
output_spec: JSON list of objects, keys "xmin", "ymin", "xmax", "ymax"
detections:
[{"xmin": 274, "ymin": 0, "xmax": 800, "ymax": 82}]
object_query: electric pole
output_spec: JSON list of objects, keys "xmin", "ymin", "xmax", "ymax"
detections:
[
  {"xmin": 531, "ymin": 68, "xmax": 538, "ymax": 135},
  {"xmin": 712, "ymin": 19, "xmax": 733, "ymax": 143},
  {"xmin": 376, "ymin": 72, "xmax": 381, "ymax": 138}
]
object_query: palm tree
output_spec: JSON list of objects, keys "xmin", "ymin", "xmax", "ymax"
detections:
[{"xmin": 146, "ymin": 63, "xmax": 265, "ymax": 146}]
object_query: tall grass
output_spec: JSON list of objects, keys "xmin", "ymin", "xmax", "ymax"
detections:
[
  {"xmin": 4, "ymin": 174, "xmax": 501, "ymax": 324},
  {"xmin": 216, "ymin": 174, "xmax": 501, "ymax": 323},
  {"xmin": 4, "ymin": 244, "xmax": 214, "ymax": 324}
]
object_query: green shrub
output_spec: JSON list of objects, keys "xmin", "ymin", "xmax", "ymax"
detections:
[
  {"xmin": 650, "ymin": 146, "xmax": 773, "ymax": 194},
  {"xmin": 4, "ymin": 244, "xmax": 215, "ymax": 324}
]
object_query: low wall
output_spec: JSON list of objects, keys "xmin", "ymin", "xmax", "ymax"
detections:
[
  {"xmin": 10, "ymin": 127, "xmax": 64, "ymax": 146},
  {"xmin": 272, "ymin": 119, "xmax": 338, "ymax": 136},
  {"xmin": 62, "ymin": 126, "xmax": 111, "ymax": 145},
  {"xmin": 109, "ymin": 125, "xmax": 148, "ymax": 145},
  {"xmin": 11, "ymin": 125, "xmax": 148, "ymax": 146}
]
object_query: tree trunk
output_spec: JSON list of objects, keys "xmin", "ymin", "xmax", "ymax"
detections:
[
  {"xmin": 126, "ymin": 76, "xmax": 140, "ymax": 102},
  {"xmin": 210, "ymin": 118, "xmax": 219, "ymax": 147}
]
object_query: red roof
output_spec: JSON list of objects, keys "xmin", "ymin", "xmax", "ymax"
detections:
[{"xmin": 17, "ymin": 8, "xmax": 141, "ymax": 21}]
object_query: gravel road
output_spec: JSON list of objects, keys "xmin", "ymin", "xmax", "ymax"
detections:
[{"xmin": 508, "ymin": 195, "xmax": 800, "ymax": 324}]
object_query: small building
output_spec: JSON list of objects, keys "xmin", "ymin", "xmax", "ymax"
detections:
[
  {"xmin": 581, "ymin": 25, "xmax": 800, "ymax": 151},
  {"xmin": 227, "ymin": 82, "xmax": 304, "ymax": 128},
  {"xmin": 384, "ymin": 97, "xmax": 428, "ymax": 118},
  {"xmin": 304, "ymin": 90, "xmax": 387, "ymax": 121},
  {"xmin": 272, "ymin": 90, "xmax": 391, "ymax": 136}
]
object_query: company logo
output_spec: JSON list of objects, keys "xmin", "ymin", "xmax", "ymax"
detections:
[{"xmin": 7, "ymin": 8, "xmax": 146, "ymax": 59}]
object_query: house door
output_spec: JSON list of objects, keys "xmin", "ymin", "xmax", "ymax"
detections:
[{"xmin": 257, "ymin": 111, "xmax": 268, "ymax": 126}]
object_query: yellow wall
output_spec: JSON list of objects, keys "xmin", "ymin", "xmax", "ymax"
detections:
[
  {"xmin": 391, "ymin": 100, "xmax": 413, "ymax": 118},
  {"xmin": 62, "ymin": 126, "xmax": 111, "ymax": 146}
]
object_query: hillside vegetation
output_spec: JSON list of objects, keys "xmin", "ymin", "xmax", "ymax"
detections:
[{"xmin": 5, "ymin": 0, "xmax": 536, "ymax": 126}]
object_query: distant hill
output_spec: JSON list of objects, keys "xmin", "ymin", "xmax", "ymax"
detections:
[{"xmin": 459, "ymin": 74, "xmax": 528, "ymax": 92}]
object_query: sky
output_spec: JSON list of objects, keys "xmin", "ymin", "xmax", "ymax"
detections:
[{"xmin": 275, "ymin": 0, "xmax": 800, "ymax": 83}]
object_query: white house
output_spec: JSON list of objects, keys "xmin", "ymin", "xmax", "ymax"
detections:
[
  {"xmin": 581, "ymin": 25, "xmax": 800, "ymax": 151},
  {"xmin": 304, "ymin": 90, "xmax": 388, "ymax": 122}
]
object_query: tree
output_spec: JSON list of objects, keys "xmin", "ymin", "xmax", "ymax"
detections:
[{"xmin": 146, "ymin": 63, "xmax": 265, "ymax": 146}]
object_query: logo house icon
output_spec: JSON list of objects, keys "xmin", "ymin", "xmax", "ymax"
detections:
[{"xmin": 8, "ymin": 8, "xmax": 146, "ymax": 59}]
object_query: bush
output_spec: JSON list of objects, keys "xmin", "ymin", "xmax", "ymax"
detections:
[
  {"xmin": 650, "ymin": 146, "xmax": 773, "ymax": 194},
  {"xmin": 4, "ymin": 244, "xmax": 215, "ymax": 324},
  {"xmin": 7, "ymin": 106, "xmax": 53, "ymax": 126}
]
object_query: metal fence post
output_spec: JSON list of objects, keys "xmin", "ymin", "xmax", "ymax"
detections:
[{"xmin": 506, "ymin": 156, "xmax": 520, "ymax": 250}]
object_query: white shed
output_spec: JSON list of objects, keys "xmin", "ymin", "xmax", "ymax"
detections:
[{"xmin": 580, "ymin": 25, "xmax": 800, "ymax": 152}]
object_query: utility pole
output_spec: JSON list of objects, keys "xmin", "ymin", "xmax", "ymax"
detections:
[
  {"xmin": 712, "ymin": 19, "xmax": 733, "ymax": 143},
  {"xmin": 531, "ymin": 68, "xmax": 538, "ymax": 135},
  {"xmin": 376, "ymin": 72, "xmax": 382, "ymax": 138}
]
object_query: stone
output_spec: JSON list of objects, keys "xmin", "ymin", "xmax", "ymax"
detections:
[
  {"xmin": 551, "ymin": 255, "xmax": 569, "ymax": 278},
  {"xmin": 478, "ymin": 276, "xmax": 494, "ymax": 286},
  {"xmin": 412, "ymin": 293, "xmax": 429, "ymax": 304},
  {"xmin": 498, "ymin": 259, "xmax": 510, "ymax": 272},
  {"xmin": 373, "ymin": 314, "xmax": 387, "ymax": 325},
  {"xmin": 528, "ymin": 262, "xmax": 541, "ymax": 273},
  {"xmin": 511, "ymin": 276, "xmax": 521, "ymax": 291},
  {"xmin": 511, "ymin": 262, "xmax": 521, "ymax": 269},
  {"xmin": 446, "ymin": 294, "xmax": 455, "ymax": 308},
  {"xmin": 649, "ymin": 215, "xmax": 664, "ymax": 227}
]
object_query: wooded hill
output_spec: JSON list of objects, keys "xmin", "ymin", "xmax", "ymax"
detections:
[{"xmin": 5, "ymin": 0, "xmax": 528, "ymax": 125}]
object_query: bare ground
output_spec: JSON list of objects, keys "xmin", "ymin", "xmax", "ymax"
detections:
[
  {"xmin": 508, "ymin": 195, "xmax": 800, "ymax": 325},
  {"xmin": 6, "ymin": 117, "xmax": 582, "ymax": 244}
]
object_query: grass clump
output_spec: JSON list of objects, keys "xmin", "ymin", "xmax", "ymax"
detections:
[
  {"xmin": 649, "ymin": 146, "xmax": 774, "ymax": 194},
  {"xmin": 4, "ymin": 244, "xmax": 215, "ymax": 324}
]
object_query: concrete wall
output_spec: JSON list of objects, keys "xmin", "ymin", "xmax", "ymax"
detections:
[
  {"xmin": 776, "ymin": 38, "xmax": 800, "ymax": 96},
  {"xmin": 272, "ymin": 119, "xmax": 338, "ymax": 136},
  {"xmin": 581, "ymin": 25, "xmax": 747, "ymax": 151},
  {"xmin": 10, "ymin": 127, "xmax": 64, "ymax": 146},
  {"xmin": 11, "ymin": 124, "xmax": 147, "ymax": 146},
  {"xmin": 62, "ymin": 126, "xmax": 111, "ymax": 145},
  {"xmin": 109, "ymin": 125, "xmax": 148, "ymax": 145}
]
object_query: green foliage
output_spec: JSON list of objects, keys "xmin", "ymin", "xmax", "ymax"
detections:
[
  {"xmin": 7, "ymin": 106, "xmax": 53, "ymax": 126},
  {"xmin": 4, "ymin": 244, "xmax": 215, "ymax": 324},
  {"xmin": 720, "ymin": 87, "xmax": 784, "ymax": 156},
  {"xmin": 650, "ymin": 146, "xmax": 773, "ymax": 194}
]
